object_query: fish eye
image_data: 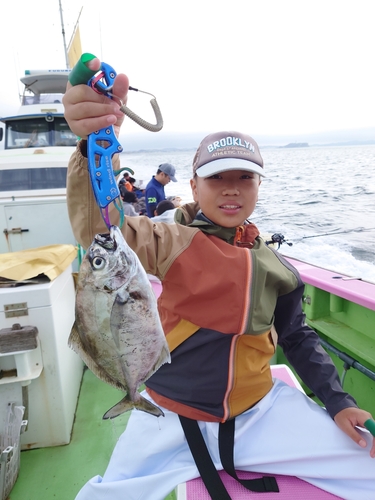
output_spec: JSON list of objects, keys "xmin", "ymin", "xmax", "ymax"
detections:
[{"xmin": 91, "ymin": 256, "xmax": 106, "ymax": 270}]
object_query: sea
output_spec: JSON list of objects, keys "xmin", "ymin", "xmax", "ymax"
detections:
[{"xmin": 120, "ymin": 144, "xmax": 375, "ymax": 284}]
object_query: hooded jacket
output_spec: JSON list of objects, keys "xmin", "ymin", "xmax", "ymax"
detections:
[{"xmin": 67, "ymin": 143, "xmax": 357, "ymax": 422}]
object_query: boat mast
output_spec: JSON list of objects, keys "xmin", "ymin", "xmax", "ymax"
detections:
[{"xmin": 58, "ymin": 0, "xmax": 70, "ymax": 69}]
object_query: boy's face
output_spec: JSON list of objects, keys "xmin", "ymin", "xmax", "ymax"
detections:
[{"xmin": 190, "ymin": 169, "xmax": 261, "ymax": 228}]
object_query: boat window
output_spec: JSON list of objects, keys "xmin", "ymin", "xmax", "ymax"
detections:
[
  {"xmin": 22, "ymin": 93, "xmax": 65, "ymax": 105},
  {"xmin": 0, "ymin": 167, "xmax": 67, "ymax": 191},
  {"xmin": 53, "ymin": 118, "xmax": 78, "ymax": 147},
  {"xmin": 5, "ymin": 117, "xmax": 78, "ymax": 148},
  {"xmin": 6, "ymin": 118, "xmax": 50, "ymax": 148}
]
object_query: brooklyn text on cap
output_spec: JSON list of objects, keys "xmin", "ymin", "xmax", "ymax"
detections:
[
  {"xmin": 193, "ymin": 131, "xmax": 265, "ymax": 178},
  {"xmin": 159, "ymin": 163, "xmax": 177, "ymax": 182}
]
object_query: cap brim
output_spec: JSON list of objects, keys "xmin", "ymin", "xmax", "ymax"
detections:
[
  {"xmin": 195, "ymin": 158, "xmax": 265, "ymax": 178},
  {"xmin": 170, "ymin": 175, "xmax": 177, "ymax": 182}
]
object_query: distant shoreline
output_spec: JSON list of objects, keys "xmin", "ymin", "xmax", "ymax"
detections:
[
  {"xmin": 117, "ymin": 127, "xmax": 375, "ymax": 153},
  {"xmin": 120, "ymin": 140, "xmax": 375, "ymax": 154}
]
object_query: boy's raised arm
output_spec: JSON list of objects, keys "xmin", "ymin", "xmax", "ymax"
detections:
[{"xmin": 63, "ymin": 58, "xmax": 129, "ymax": 140}]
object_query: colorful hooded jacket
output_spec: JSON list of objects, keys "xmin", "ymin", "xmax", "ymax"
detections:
[{"xmin": 67, "ymin": 143, "xmax": 357, "ymax": 422}]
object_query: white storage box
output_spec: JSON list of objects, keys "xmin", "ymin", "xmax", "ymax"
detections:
[{"xmin": 0, "ymin": 265, "xmax": 83, "ymax": 449}]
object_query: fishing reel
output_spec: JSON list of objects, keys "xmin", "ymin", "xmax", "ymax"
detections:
[{"xmin": 265, "ymin": 233, "xmax": 293, "ymax": 250}]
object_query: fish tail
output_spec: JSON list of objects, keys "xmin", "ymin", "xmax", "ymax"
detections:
[{"xmin": 102, "ymin": 394, "xmax": 164, "ymax": 419}]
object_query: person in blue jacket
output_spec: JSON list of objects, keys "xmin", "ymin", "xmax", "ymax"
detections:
[{"xmin": 145, "ymin": 163, "xmax": 177, "ymax": 217}]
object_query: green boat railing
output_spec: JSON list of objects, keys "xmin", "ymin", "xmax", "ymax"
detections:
[{"xmin": 279, "ymin": 257, "xmax": 375, "ymax": 415}]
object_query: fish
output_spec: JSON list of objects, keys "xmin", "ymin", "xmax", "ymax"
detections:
[{"xmin": 69, "ymin": 225, "xmax": 170, "ymax": 419}]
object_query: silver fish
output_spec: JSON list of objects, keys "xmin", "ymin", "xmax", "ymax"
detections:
[{"xmin": 69, "ymin": 225, "xmax": 170, "ymax": 419}]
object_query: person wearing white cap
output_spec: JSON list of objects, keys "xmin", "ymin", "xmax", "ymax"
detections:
[
  {"xmin": 144, "ymin": 163, "xmax": 177, "ymax": 217},
  {"xmin": 63, "ymin": 59, "xmax": 375, "ymax": 500}
]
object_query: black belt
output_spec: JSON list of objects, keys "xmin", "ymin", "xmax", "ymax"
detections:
[{"xmin": 179, "ymin": 415, "xmax": 279, "ymax": 499}]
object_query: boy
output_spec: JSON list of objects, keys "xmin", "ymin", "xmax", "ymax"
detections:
[{"xmin": 63, "ymin": 60, "xmax": 375, "ymax": 500}]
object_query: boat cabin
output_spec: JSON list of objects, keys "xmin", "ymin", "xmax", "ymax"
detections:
[
  {"xmin": 0, "ymin": 70, "xmax": 78, "ymax": 255},
  {"xmin": 0, "ymin": 70, "xmax": 77, "ymax": 151}
]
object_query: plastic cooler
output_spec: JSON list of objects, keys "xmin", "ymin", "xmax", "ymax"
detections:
[{"xmin": 0, "ymin": 265, "xmax": 83, "ymax": 450}]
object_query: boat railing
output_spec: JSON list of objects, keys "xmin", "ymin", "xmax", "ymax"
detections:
[{"xmin": 281, "ymin": 256, "xmax": 375, "ymax": 416}]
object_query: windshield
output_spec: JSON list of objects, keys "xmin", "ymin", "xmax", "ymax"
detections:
[
  {"xmin": 5, "ymin": 117, "xmax": 77, "ymax": 149},
  {"xmin": 22, "ymin": 93, "xmax": 64, "ymax": 106}
]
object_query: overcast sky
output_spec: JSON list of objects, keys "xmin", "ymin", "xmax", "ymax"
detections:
[{"xmin": 1, "ymin": 0, "xmax": 374, "ymax": 137}]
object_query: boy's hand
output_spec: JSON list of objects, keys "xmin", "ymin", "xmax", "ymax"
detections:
[
  {"xmin": 334, "ymin": 407, "xmax": 375, "ymax": 457},
  {"xmin": 62, "ymin": 58, "xmax": 129, "ymax": 139}
]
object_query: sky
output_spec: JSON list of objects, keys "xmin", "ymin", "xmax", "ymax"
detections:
[{"xmin": 1, "ymin": 0, "xmax": 374, "ymax": 139}]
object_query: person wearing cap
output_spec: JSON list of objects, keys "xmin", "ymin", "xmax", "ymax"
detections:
[
  {"xmin": 63, "ymin": 61, "xmax": 375, "ymax": 500},
  {"xmin": 144, "ymin": 163, "xmax": 177, "ymax": 217}
]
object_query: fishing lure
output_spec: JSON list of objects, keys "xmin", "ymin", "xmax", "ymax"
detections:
[{"xmin": 68, "ymin": 53, "xmax": 163, "ymax": 228}]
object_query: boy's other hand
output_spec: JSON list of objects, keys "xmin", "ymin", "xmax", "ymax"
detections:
[
  {"xmin": 62, "ymin": 57, "xmax": 129, "ymax": 139},
  {"xmin": 334, "ymin": 407, "xmax": 375, "ymax": 457}
]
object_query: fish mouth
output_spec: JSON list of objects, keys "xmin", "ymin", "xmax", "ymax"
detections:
[{"xmin": 94, "ymin": 231, "xmax": 117, "ymax": 251}]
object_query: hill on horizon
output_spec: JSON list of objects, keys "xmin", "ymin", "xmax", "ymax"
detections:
[{"xmin": 119, "ymin": 127, "xmax": 375, "ymax": 152}]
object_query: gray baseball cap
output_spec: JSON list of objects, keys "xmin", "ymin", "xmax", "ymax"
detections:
[
  {"xmin": 159, "ymin": 163, "xmax": 177, "ymax": 182},
  {"xmin": 193, "ymin": 131, "xmax": 265, "ymax": 178}
]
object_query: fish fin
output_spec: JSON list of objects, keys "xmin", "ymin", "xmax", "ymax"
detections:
[
  {"xmin": 68, "ymin": 322, "xmax": 124, "ymax": 391},
  {"xmin": 68, "ymin": 321, "xmax": 81, "ymax": 350},
  {"xmin": 103, "ymin": 394, "xmax": 164, "ymax": 419},
  {"xmin": 142, "ymin": 343, "xmax": 171, "ymax": 383},
  {"xmin": 154, "ymin": 344, "xmax": 171, "ymax": 371}
]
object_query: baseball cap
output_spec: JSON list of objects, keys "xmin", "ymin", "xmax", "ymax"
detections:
[
  {"xmin": 159, "ymin": 163, "xmax": 177, "ymax": 182},
  {"xmin": 193, "ymin": 131, "xmax": 265, "ymax": 178}
]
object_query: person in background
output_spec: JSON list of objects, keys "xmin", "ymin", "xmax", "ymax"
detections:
[
  {"xmin": 151, "ymin": 200, "xmax": 176, "ymax": 223},
  {"xmin": 122, "ymin": 190, "xmax": 139, "ymax": 217},
  {"xmin": 128, "ymin": 176, "xmax": 136, "ymax": 191},
  {"xmin": 119, "ymin": 172, "xmax": 133, "ymax": 198},
  {"xmin": 167, "ymin": 195, "xmax": 182, "ymax": 208},
  {"xmin": 133, "ymin": 180, "xmax": 147, "ymax": 215},
  {"xmin": 133, "ymin": 180, "xmax": 145, "ymax": 199},
  {"xmin": 145, "ymin": 163, "xmax": 177, "ymax": 217}
]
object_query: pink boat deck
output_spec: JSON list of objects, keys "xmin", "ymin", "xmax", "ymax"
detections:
[{"xmin": 175, "ymin": 365, "xmax": 343, "ymax": 500}]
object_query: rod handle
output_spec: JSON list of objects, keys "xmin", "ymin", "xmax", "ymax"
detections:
[{"xmin": 364, "ymin": 419, "xmax": 375, "ymax": 437}]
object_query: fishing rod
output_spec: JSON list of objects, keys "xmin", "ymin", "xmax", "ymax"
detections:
[
  {"xmin": 319, "ymin": 338, "xmax": 375, "ymax": 385},
  {"xmin": 265, "ymin": 227, "xmax": 375, "ymax": 249},
  {"xmin": 296, "ymin": 227, "xmax": 375, "ymax": 241}
]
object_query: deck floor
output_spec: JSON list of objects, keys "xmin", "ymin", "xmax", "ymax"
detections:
[{"xmin": 10, "ymin": 368, "xmax": 176, "ymax": 500}]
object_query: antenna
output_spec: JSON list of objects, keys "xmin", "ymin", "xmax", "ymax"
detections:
[{"xmin": 58, "ymin": 0, "xmax": 69, "ymax": 69}]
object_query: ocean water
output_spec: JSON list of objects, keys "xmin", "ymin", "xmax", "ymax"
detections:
[{"xmin": 120, "ymin": 144, "xmax": 375, "ymax": 283}]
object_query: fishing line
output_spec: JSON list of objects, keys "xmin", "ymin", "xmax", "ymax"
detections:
[{"xmin": 293, "ymin": 226, "xmax": 375, "ymax": 243}]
